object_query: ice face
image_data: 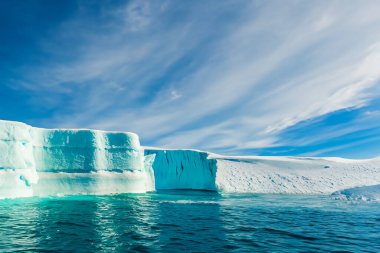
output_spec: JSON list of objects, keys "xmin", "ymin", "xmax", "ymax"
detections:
[
  {"xmin": 214, "ymin": 156, "xmax": 380, "ymax": 194},
  {"xmin": 0, "ymin": 120, "xmax": 154, "ymax": 198},
  {"xmin": 143, "ymin": 154, "xmax": 156, "ymax": 192},
  {"xmin": 31, "ymin": 128, "xmax": 143, "ymax": 172},
  {"xmin": 33, "ymin": 171, "xmax": 152, "ymax": 196},
  {"xmin": 144, "ymin": 149, "xmax": 217, "ymax": 191}
]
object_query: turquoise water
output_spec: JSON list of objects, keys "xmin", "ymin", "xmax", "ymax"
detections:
[{"xmin": 0, "ymin": 191, "xmax": 379, "ymax": 252}]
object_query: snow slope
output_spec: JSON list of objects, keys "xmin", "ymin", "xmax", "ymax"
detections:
[{"xmin": 214, "ymin": 155, "xmax": 380, "ymax": 194}]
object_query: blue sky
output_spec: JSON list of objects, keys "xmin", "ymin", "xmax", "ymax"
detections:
[{"xmin": 1, "ymin": 0, "xmax": 380, "ymax": 158}]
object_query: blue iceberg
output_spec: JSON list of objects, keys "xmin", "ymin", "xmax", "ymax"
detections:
[{"xmin": 0, "ymin": 120, "xmax": 154, "ymax": 198}]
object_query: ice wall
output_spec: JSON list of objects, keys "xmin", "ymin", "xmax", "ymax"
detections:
[
  {"xmin": 32, "ymin": 128, "xmax": 143, "ymax": 172},
  {"xmin": 214, "ymin": 156, "xmax": 380, "ymax": 194},
  {"xmin": 0, "ymin": 120, "xmax": 154, "ymax": 198},
  {"xmin": 145, "ymin": 148, "xmax": 380, "ymax": 194},
  {"xmin": 144, "ymin": 149, "xmax": 217, "ymax": 191}
]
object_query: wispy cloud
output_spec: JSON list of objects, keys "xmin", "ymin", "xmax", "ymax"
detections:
[{"xmin": 5, "ymin": 0, "xmax": 380, "ymax": 157}]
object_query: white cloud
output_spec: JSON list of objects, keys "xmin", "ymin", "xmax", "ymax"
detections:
[
  {"xmin": 123, "ymin": 1, "xmax": 152, "ymax": 32},
  {"xmin": 170, "ymin": 90, "xmax": 182, "ymax": 100},
  {"xmin": 12, "ymin": 0, "xmax": 380, "ymax": 155}
]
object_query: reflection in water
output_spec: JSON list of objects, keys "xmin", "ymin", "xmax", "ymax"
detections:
[
  {"xmin": 92, "ymin": 194, "xmax": 160, "ymax": 251},
  {"xmin": 0, "ymin": 193, "xmax": 379, "ymax": 252},
  {"xmin": 154, "ymin": 190, "xmax": 226, "ymax": 252},
  {"xmin": 93, "ymin": 198, "xmax": 120, "ymax": 251}
]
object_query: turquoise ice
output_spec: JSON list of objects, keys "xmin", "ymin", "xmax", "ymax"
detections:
[
  {"xmin": 144, "ymin": 149, "xmax": 217, "ymax": 191},
  {"xmin": 0, "ymin": 120, "xmax": 154, "ymax": 198}
]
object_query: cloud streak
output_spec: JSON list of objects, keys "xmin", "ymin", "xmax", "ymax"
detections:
[{"xmin": 4, "ymin": 0, "xmax": 380, "ymax": 157}]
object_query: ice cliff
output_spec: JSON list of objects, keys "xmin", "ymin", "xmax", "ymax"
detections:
[
  {"xmin": 145, "ymin": 148, "xmax": 380, "ymax": 195},
  {"xmin": 144, "ymin": 148, "xmax": 217, "ymax": 191},
  {"xmin": 0, "ymin": 120, "xmax": 154, "ymax": 198}
]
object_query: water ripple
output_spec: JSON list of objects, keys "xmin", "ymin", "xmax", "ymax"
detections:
[{"xmin": 0, "ymin": 193, "xmax": 379, "ymax": 252}]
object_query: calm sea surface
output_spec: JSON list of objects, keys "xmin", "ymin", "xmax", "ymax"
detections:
[{"xmin": 0, "ymin": 191, "xmax": 379, "ymax": 252}]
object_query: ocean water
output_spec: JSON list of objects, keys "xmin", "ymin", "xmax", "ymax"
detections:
[{"xmin": 0, "ymin": 191, "xmax": 379, "ymax": 252}]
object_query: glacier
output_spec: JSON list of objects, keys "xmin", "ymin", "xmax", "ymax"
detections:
[{"xmin": 1, "ymin": 119, "xmax": 380, "ymax": 199}]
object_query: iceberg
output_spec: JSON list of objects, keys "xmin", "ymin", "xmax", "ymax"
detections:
[
  {"xmin": 145, "ymin": 148, "xmax": 380, "ymax": 194},
  {"xmin": 1, "ymin": 119, "xmax": 379, "ymax": 198},
  {"xmin": 0, "ymin": 120, "xmax": 154, "ymax": 198}
]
